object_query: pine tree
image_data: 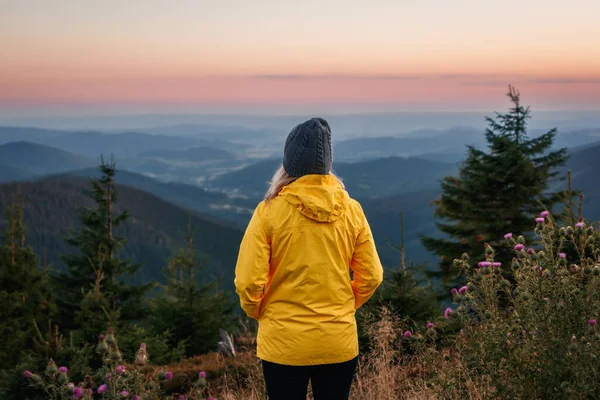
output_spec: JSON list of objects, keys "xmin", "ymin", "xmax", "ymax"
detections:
[
  {"xmin": 149, "ymin": 217, "xmax": 236, "ymax": 356},
  {"xmin": 421, "ymin": 86, "xmax": 569, "ymax": 292},
  {"xmin": 55, "ymin": 158, "xmax": 150, "ymax": 341},
  {"xmin": 0, "ymin": 196, "xmax": 53, "ymax": 369}
]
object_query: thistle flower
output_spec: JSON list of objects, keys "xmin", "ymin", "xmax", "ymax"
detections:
[
  {"xmin": 45, "ymin": 359, "xmax": 58, "ymax": 376},
  {"xmin": 426, "ymin": 322, "xmax": 434, "ymax": 329},
  {"xmin": 478, "ymin": 261, "xmax": 492, "ymax": 267},
  {"xmin": 106, "ymin": 327, "xmax": 117, "ymax": 345},
  {"xmin": 459, "ymin": 286, "xmax": 468, "ymax": 294},
  {"xmin": 576, "ymin": 222, "xmax": 585, "ymax": 228},
  {"xmin": 135, "ymin": 343, "xmax": 148, "ymax": 366},
  {"xmin": 559, "ymin": 253, "xmax": 566, "ymax": 259},
  {"xmin": 504, "ymin": 232, "xmax": 513, "ymax": 240},
  {"xmin": 98, "ymin": 384, "xmax": 107, "ymax": 394},
  {"xmin": 589, "ymin": 319, "xmax": 597, "ymax": 326},
  {"xmin": 96, "ymin": 334, "xmax": 109, "ymax": 354},
  {"xmin": 535, "ymin": 217, "xmax": 545, "ymax": 223},
  {"xmin": 116, "ymin": 365, "xmax": 126, "ymax": 375},
  {"xmin": 110, "ymin": 350, "xmax": 122, "ymax": 362},
  {"xmin": 403, "ymin": 331, "xmax": 412, "ymax": 338},
  {"xmin": 178, "ymin": 396, "xmax": 185, "ymax": 400},
  {"xmin": 72, "ymin": 387, "xmax": 83, "ymax": 399},
  {"xmin": 540, "ymin": 211, "xmax": 549, "ymax": 218},
  {"xmin": 450, "ymin": 288, "xmax": 458, "ymax": 295},
  {"xmin": 120, "ymin": 390, "xmax": 129, "ymax": 397},
  {"xmin": 133, "ymin": 396, "xmax": 140, "ymax": 400},
  {"xmin": 199, "ymin": 371, "xmax": 207, "ymax": 379},
  {"xmin": 527, "ymin": 248, "xmax": 535, "ymax": 254},
  {"xmin": 444, "ymin": 307, "xmax": 452, "ymax": 319},
  {"xmin": 23, "ymin": 370, "xmax": 32, "ymax": 378},
  {"xmin": 59, "ymin": 366, "xmax": 68, "ymax": 374},
  {"xmin": 492, "ymin": 262, "xmax": 502, "ymax": 267},
  {"xmin": 165, "ymin": 371, "xmax": 173, "ymax": 381},
  {"xmin": 514, "ymin": 244, "xmax": 524, "ymax": 251}
]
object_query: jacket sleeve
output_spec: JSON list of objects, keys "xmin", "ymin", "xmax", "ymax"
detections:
[
  {"xmin": 234, "ymin": 204, "xmax": 270, "ymax": 319},
  {"xmin": 350, "ymin": 207, "xmax": 384, "ymax": 310}
]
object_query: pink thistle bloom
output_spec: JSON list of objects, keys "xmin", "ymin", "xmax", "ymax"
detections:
[
  {"xmin": 87, "ymin": 389, "xmax": 93, "ymax": 395},
  {"xmin": 589, "ymin": 319, "xmax": 597, "ymax": 326},
  {"xmin": 492, "ymin": 262, "xmax": 502, "ymax": 267},
  {"xmin": 559, "ymin": 253, "xmax": 567, "ymax": 259},
  {"xmin": 165, "ymin": 371, "xmax": 173, "ymax": 381},
  {"xmin": 576, "ymin": 222, "xmax": 584, "ymax": 228},
  {"xmin": 426, "ymin": 322, "xmax": 434, "ymax": 329},
  {"xmin": 23, "ymin": 370, "xmax": 32, "ymax": 378},
  {"xmin": 478, "ymin": 261, "xmax": 492, "ymax": 267},
  {"xmin": 450, "ymin": 288, "xmax": 458, "ymax": 295},
  {"xmin": 403, "ymin": 331, "xmax": 412, "ymax": 338},
  {"xmin": 540, "ymin": 211, "xmax": 549, "ymax": 218},
  {"xmin": 98, "ymin": 384, "xmax": 107, "ymax": 394},
  {"xmin": 72, "ymin": 387, "xmax": 83, "ymax": 399},
  {"xmin": 116, "ymin": 365, "xmax": 125, "ymax": 375},
  {"xmin": 59, "ymin": 366, "xmax": 68, "ymax": 374},
  {"xmin": 209, "ymin": 397, "xmax": 215, "ymax": 400},
  {"xmin": 133, "ymin": 396, "xmax": 141, "ymax": 400},
  {"xmin": 444, "ymin": 307, "xmax": 452, "ymax": 319},
  {"xmin": 120, "ymin": 390, "xmax": 129, "ymax": 397},
  {"xmin": 527, "ymin": 248, "xmax": 535, "ymax": 254},
  {"xmin": 514, "ymin": 244, "xmax": 524, "ymax": 251},
  {"xmin": 459, "ymin": 286, "xmax": 468, "ymax": 294},
  {"xmin": 535, "ymin": 217, "xmax": 545, "ymax": 223},
  {"xmin": 504, "ymin": 232, "xmax": 513, "ymax": 240},
  {"xmin": 140, "ymin": 343, "xmax": 146, "ymax": 349},
  {"xmin": 199, "ymin": 371, "xmax": 207, "ymax": 379},
  {"xmin": 178, "ymin": 396, "xmax": 185, "ymax": 400}
]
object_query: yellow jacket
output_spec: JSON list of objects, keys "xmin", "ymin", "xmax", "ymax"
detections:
[{"xmin": 234, "ymin": 174, "xmax": 384, "ymax": 366}]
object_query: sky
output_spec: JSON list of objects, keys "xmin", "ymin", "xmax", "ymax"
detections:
[{"xmin": 1, "ymin": 0, "xmax": 600, "ymax": 117}]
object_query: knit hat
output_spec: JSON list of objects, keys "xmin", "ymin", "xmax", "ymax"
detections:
[{"xmin": 282, "ymin": 117, "xmax": 333, "ymax": 178}]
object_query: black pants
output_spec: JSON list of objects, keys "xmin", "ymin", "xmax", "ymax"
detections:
[{"xmin": 262, "ymin": 356, "xmax": 358, "ymax": 400}]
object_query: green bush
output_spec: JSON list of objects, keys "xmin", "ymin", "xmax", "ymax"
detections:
[{"xmin": 449, "ymin": 211, "xmax": 600, "ymax": 399}]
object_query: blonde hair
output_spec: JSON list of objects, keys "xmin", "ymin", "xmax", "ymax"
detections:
[{"xmin": 264, "ymin": 165, "xmax": 345, "ymax": 202}]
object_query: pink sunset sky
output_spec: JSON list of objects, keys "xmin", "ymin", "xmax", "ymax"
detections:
[{"xmin": 1, "ymin": 0, "xmax": 600, "ymax": 115}]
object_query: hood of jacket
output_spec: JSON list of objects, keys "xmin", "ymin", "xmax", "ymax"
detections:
[{"xmin": 279, "ymin": 174, "xmax": 349, "ymax": 223}]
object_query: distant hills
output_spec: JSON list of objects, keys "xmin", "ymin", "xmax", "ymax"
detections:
[
  {"xmin": 139, "ymin": 146, "xmax": 236, "ymax": 162},
  {"xmin": 0, "ymin": 164, "xmax": 38, "ymax": 183},
  {"xmin": 0, "ymin": 142, "xmax": 94, "ymax": 175},
  {"xmin": 47, "ymin": 168, "xmax": 254, "ymax": 227},
  {"xmin": 0, "ymin": 177, "xmax": 244, "ymax": 288},
  {"xmin": 207, "ymin": 156, "xmax": 457, "ymax": 199},
  {"xmin": 0, "ymin": 126, "xmax": 243, "ymax": 158}
]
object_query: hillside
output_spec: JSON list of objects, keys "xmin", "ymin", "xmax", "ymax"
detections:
[
  {"xmin": 0, "ymin": 177, "xmax": 244, "ymax": 287},
  {"xmin": 208, "ymin": 156, "xmax": 457, "ymax": 199},
  {"xmin": 46, "ymin": 168, "xmax": 254, "ymax": 227},
  {"xmin": 0, "ymin": 164, "xmax": 38, "ymax": 182},
  {"xmin": 0, "ymin": 142, "xmax": 94, "ymax": 174},
  {"xmin": 563, "ymin": 141, "xmax": 600, "ymax": 220},
  {"xmin": 139, "ymin": 146, "xmax": 235, "ymax": 162}
]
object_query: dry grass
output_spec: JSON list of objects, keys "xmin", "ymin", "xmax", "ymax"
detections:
[{"xmin": 178, "ymin": 308, "xmax": 496, "ymax": 400}]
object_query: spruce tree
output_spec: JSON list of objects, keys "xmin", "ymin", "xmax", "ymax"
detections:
[
  {"xmin": 0, "ymin": 196, "xmax": 53, "ymax": 369},
  {"xmin": 421, "ymin": 86, "xmax": 568, "ymax": 291},
  {"xmin": 149, "ymin": 217, "xmax": 236, "ymax": 356},
  {"xmin": 55, "ymin": 158, "xmax": 150, "ymax": 341}
]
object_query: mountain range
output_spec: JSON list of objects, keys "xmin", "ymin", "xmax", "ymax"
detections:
[{"xmin": 1, "ymin": 128, "xmax": 600, "ymax": 283}]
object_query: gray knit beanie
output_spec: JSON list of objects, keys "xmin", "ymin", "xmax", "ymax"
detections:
[{"xmin": 282, "ymin": 117, "xmax": 333, "ymax": 178}]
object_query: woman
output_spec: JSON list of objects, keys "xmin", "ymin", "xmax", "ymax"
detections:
[{"xmin": 234, "ymin": 117, "xmax": 384, "ymax": 400}]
